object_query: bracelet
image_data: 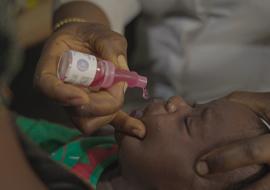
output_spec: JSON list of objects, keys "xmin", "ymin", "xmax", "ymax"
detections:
[{"xmin": 54, "ymin": 17, "xmax": 88, "ymax": 31}]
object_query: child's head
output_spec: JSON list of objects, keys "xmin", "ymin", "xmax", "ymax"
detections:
[{"xmin": 117, "ymin": 96, "xmax": 267, "ymax": 190}]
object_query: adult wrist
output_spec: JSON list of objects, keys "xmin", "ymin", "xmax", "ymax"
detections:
[
  {"xmin": 53, "ymin": 1, "xmax": 110, "ymax": 29},
  {"xmin": 53, "ymin": 0, "xmax": 141, "ymax": 34}
]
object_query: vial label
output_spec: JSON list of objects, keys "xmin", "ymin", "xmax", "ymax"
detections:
[{"xmin": 62, "ymin": 50, "xmax": 97, "ymax": 86}]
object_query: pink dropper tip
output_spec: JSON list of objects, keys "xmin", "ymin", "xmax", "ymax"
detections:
[{"xmin": 136, "ymin": 75, "xmax": 148, "ymax": 88}]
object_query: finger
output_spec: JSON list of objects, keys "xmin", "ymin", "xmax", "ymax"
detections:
[
  {"xmin": 92, "ymin": 29, "xmax": 129, "ymax": 101},
  {"xmin": 82, "ymin": 24, "xmax": 128, "ymax": 70},
  {"xmin": 70, "ymin": 88, "xmax": 124, "ymax": 116},
  {"xmin": 104, "ymin": 55, "xmax": 128, "ymax": 104},
  {"xmin": 196, "ymin": 134, "xmax": 270, "ymax": 176},
  {"xmin": 243, "ymin": 174, "xmax": 270, "ymax": 190},
  {"xmin": 109, "ymin": 55, "xmax": 128, "ymax": 92},
  {"xmin": 72, "ymin": 56, "xmax": 128, "ymax": 116},
  {"xmin": 36, "ymin": 73, "xmax": 90, "ymax": 106},
  {"xmin": 37, "ymin": 26, "xmax": 128, "ymax": 114},
  {"xmin": 35, "ymin": 35, "xmax": 91, "ymax": 106},
  {"xmin": 38, "ymin": 54, "xmax": 125, "ymax": 115},
  {"xmin": 111, "ymin": 111, "xmax": 146, "ymax": 138},
  {"xmin": 72, "ymin": 114, "xmax": 115, "ymax": 135},
  {"xmin": 77, "ymin": 44, "xmax": 129, "ymax": 116},
  {"xmin": 226, "ymin": 91, "xmax": 270, "ymax": 119},
  {"xmin": 91, "ymin": 28, "xmax": 128, "ymax": 65}
]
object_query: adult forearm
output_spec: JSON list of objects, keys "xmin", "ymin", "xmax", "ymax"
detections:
[
  {"xmin": 53, "ymin": 0, "xmax": 140, "ymax": 33},
  {"xmin": 53, "ymin": 1, "xmax": 110, "ymax": 28}
]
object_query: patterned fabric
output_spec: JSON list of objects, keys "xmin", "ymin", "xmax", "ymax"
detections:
[{"xmin": 17, "ymin": 116, "xmax": 118, "ymax": 190}]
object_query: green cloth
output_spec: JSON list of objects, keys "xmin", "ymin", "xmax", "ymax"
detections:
[{"xmin": 16, "ymin": 116, "xmax": 118, "ymax": 190}]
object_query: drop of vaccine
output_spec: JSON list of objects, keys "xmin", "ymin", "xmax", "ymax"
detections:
[{"xmin": 142, "ymin": 87, "xmax": 150, "ymax": 100}]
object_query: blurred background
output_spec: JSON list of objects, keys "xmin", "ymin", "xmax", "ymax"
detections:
[{"xmin": 10, "ymin": 0, "xmax": 65, "ymax": 124}]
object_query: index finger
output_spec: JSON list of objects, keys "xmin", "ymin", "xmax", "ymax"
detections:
[{"xmin": 195, "ymin": 134, "xmax": 270, "ymax": 176}]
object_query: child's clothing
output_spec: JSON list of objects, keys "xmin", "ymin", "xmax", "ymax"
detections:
[{"xmin": 16, "ymin": 116, "xmax": 118, "ymax": 190}]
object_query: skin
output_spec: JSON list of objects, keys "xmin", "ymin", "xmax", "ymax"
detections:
[
  {"xmin": 196, "ymin": 92, "xmax": 270, "ymax": 190},
  {"xmin": 0, "ymin": 106, "xmax": 47, "ymax": 190},
  {"xmin": 40, "ymin": 2, "xmax": 270, "ymax": 188},
  {"xmin": 35, "ymin": 1, "xmax": 145, "ymax": 137},
  {"xmin": 98, "ymin": 96, "xmax": 267, "ymax": 190},
  {"xmin": 8, "ymin": 0, "xmax": 270, "ymax": 188},
  {"xmin": 0, "ymin": 92, "xmax": 267, "ymax": 190}
]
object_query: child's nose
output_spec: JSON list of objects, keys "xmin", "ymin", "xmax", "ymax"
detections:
[
  {"xmin": 165, "ymin": 96, "xmax": 192, "ymax": 113},
  {"xmin": 143, "ymin": 98, "xmax": 167, "ymax": 115}
]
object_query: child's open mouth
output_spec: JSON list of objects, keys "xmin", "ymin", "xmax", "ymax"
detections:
[{"xmin": 129, "ymin": 109, "xmax": 144, "ymax": 119}]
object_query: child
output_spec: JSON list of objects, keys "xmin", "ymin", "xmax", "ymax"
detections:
[
  {"xmin": 0, "ymin": 1, "xmax": 268, "ymax": 189},
  {"xmin": 16, "ymin": 96, "xmax": 268, "ymax": 190}
]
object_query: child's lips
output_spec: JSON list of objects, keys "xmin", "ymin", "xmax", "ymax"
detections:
[{"xmin": 129, "ymin": 109, "xmax": 144, "ymax": 119}]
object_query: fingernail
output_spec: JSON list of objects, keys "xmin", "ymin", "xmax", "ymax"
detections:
[
  {"xmin": 196, "ymin": 161, "xmax": 209, "ymax": 176},
  {"xmin": 132, "ymin": 128, "xmax": 144, "ymax": 138},
  {"xmin": 123, "ymin": 82, "xmax": 128, "ymax": 94}
]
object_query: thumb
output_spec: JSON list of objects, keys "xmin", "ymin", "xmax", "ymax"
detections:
[
  {"xmin": 111, "ymin": 111, "xmax": 146, "ymax": 138},
  {"xmin": 195, "ymin": 134, "xmax": 270, "ymax": 176}
]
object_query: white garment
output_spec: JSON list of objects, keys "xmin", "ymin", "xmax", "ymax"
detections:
[
  {"xmin": 54, "ymin": 0, "xmax": 270, "ymax": 102},
  {"xmin": 145, "ymin": 0, "xmax": 270, "ymax": 102}
]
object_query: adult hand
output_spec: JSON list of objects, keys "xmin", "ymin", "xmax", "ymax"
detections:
[
  {"xmin": 35, "ymin": 22, "xmax": 145, "ymax": 138},
  {"xmin": 195, "ymin": 91, "xmax": 270, "ymax": 190}
]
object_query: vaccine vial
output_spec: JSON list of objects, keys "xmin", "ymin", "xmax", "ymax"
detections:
[{"xmin": 58, "ymin": 50, "xmax": 149, "ymax": 98}]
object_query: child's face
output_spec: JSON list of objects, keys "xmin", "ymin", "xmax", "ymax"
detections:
[{"xmin": 117, "ymin": 96, "xmax": 265, "ymax": 190}]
